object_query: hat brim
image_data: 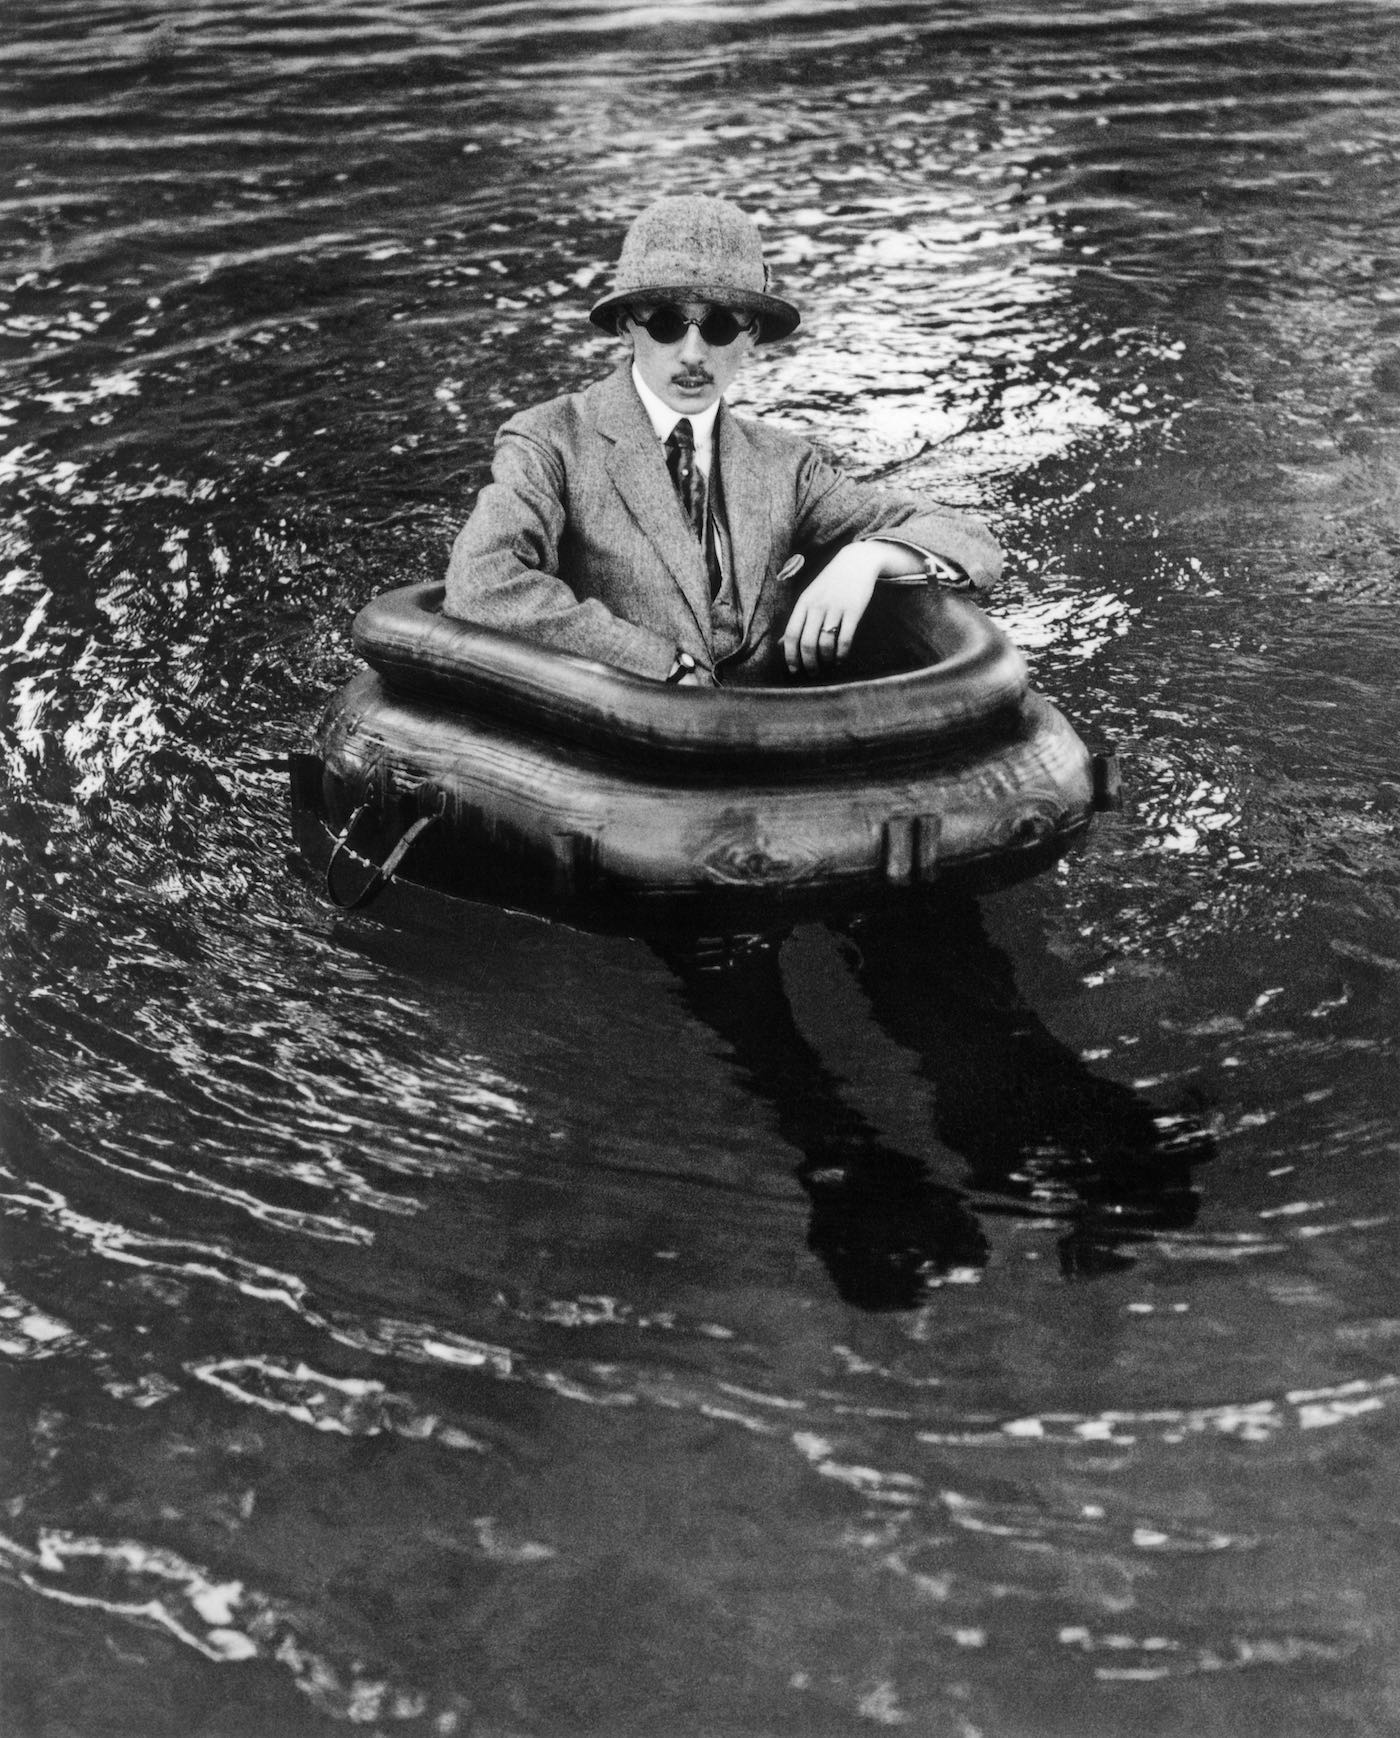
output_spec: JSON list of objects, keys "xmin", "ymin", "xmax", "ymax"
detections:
[{"xmin": 589, "ymin": 283, "xmax": 800, "ymax": 343}]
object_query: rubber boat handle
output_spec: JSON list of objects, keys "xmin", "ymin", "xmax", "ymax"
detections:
[
  {"xmin": 324, "ymin": 793, "xmax": 445, "ymax": 911},
  {"xmin": 1092, "ymin": 751, "xmax": 1123, "ymax": 811}
]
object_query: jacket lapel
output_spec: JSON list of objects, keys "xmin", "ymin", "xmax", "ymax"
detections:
[
  {"xmin": 714, "ymin": 403, "xmax": 772, "ymax": 643},
  {"xmin": 597, "ymin": 365, "xmax": 712, "ymax": 645}
]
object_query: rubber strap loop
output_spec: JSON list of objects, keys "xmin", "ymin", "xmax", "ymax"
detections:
[{"xmin": 324, "ymin": 794, "xmax": 445, "ymax": 910}]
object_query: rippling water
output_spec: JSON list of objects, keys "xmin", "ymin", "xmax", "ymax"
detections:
[{"xmin": 4, "ymin": 3, "xmax": 1400, "ymax": 1733}]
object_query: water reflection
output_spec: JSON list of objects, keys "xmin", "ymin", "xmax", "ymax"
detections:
[{"xmin": 661, "ymin": 898, "xmax": 1213, "ymax": 1309}]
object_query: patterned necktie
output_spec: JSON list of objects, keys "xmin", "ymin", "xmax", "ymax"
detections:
[
  {"xmin": 666, "ymin": 417, "xmax": 706, "ymax": 541},
  {"xmin": 666, "ymin": 417, "xmax": 723, "ymax": 598}
]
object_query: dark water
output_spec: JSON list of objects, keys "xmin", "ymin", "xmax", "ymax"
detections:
[{"xmin": 3, "ymin": 2, "xmax": 1400, "ymax": 1733}]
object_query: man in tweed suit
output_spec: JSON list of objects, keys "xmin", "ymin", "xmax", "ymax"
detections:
[{"xmin": 444, "ymin": 196, "xmax": 1003, "ymax": 688}]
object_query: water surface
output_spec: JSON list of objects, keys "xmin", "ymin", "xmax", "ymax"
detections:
[{"xmin": 3, "ymin": 3, "xmax": 1400, "ymax": 1733}]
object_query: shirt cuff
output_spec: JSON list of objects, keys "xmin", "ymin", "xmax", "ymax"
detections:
[{"xmin": 857, "ymin": 535, "xmax": 973, "ymax": 589}]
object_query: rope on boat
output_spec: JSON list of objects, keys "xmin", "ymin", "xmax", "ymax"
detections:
[{"xmin": 324, "ymin": 792, "xmax": 445, "ymax": 911}]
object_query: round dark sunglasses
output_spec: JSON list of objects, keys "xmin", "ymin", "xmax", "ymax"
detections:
[{"xmin": 634, "ymin": 305, "xmax": 753, "ymax": 347}]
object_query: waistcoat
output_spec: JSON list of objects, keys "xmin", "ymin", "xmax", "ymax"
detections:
[{"xmin": 706, "ymin": 469, "xmax": 745, "ymax": 670}]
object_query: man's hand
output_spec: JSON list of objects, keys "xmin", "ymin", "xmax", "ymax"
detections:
[{"xmin": 781, "ymin": 543, "xmax": 885, "ymax": 675}]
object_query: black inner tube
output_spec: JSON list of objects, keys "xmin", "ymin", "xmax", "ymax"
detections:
[{"xmin": 352, "ymin": 582, "xmax": 1028, "ymax": 772}]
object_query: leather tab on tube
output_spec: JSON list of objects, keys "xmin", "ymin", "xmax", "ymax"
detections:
[
  {"xmin": 882, "ymin": 815, "xmax": 916, "ymax": 885},
  {"xmin": 916, "ymin": 812, "xmax": 942, "ymax": 882},
  {"xmin": 550, "ymin": 832, "xmax": 598, "ymax": 899},
  {"xmin": 1092, "ymin": 751, "xmax": 1123, "ymax": 812}
]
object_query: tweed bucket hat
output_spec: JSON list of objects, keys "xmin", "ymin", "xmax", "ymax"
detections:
[{"xmin": 589, "ymin": 195, "xmax": 800, "ymax": 343}]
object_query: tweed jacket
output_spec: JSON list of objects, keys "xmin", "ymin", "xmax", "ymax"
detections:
[{"xmin": 444, "ymin": 361, "xmax": 1003, "ymax": 684}]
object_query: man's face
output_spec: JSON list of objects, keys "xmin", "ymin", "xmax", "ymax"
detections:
[{"xmin": 623, "ymin": 301, "xmax": 756, "ymax": 415}]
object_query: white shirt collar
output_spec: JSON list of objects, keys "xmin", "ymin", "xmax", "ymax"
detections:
[{"xmin": 631, "ymin": 364, "xmax": 720, "ymax": 475}]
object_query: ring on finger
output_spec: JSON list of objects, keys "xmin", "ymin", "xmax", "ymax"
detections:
[{"xmin": 819, "ymin": 626, "xmax": 838, "ymax": 638}]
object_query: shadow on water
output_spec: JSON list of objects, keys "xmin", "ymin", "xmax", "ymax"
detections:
[{"xmin": 657, "ymin": 896, "xmax": 1215, "ymax": 1310}]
